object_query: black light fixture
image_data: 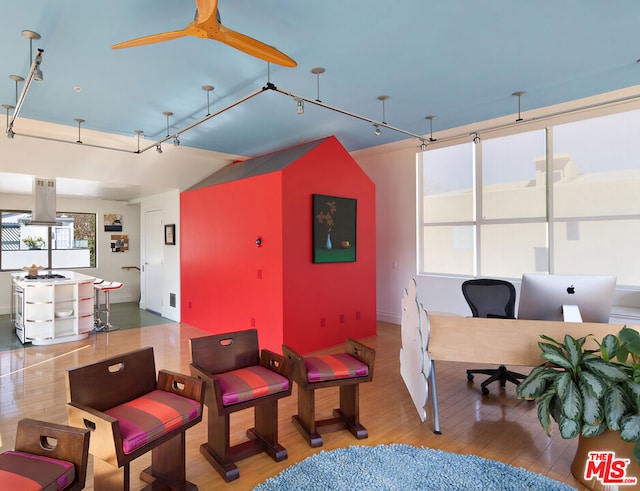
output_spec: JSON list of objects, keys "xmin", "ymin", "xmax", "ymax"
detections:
[
  {"xmin": 74, "ymin": 118, "xmax": 85, "ymax": 143},
  {"xmin": 156, "ymin": 143, "xmax": 163, "ymax": 154},
  {"xmin": 163, "ymin": 111, "xmax": 173, "ymax": 137},
  {"xmin": 473, "ymin": 133, "xmax": 481, "ymax": 144},
  {"xmin": 419, "ymin": 139, "xmax": 427, "ymax": 151},
  {"xmin": 295, "ymin": 97, "xmax": 304, "ymax": 115},
  {"xmin": 202, "ymin": 85, "xmax": 214, "ymax": 116},
  {"xmin": 512, "ymin": 91, "xmax": 527, "ymax": 122},
  {"xmin": 173, "ymin": 134, "xmax": 181, "ymax": 146},
  {"xmin": 425, "ymin": 115, "xmax": 437, "ymax": 142},
  {"xmin": 311, "ymin": 67, "xmax": 325, "ymax": 102},
  {"xmin": 373, "ymin": 124, "xmax": 381, "ymax": 136},
  {"xmin": 134, "ymin": 129, "xmax": 144, "ymax": 153},
  {"xmin": 377, "ymin": 95, "xmax": 389, "ymax": 124}
]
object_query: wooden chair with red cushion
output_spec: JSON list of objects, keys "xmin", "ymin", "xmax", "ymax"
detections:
[
  {"xmin": 65, "ymin": 346, "xmax": 204, "ymax": 491},
  {"xmin": 189, "ymin": 329, "xmax": 292, "ymax": 483},
  {"xmin": 282, "ymin": 338, "xmax": 375, "ymax": 447},
  {"xmin": 0, "ymin": 418, "xmax": 90, "ymax": 491}
]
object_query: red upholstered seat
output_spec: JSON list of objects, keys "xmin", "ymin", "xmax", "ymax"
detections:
[
  {"xmin": 104, "ymin": 389, "xmax": 202, "ymax": 454},
  {"xmin": 304, "ymin": 353, "xmax": 369, "ymax": 382},
  {"xmin": 217, "ymin": 365, "xmax": 290, "ymax": 406},
  {"xmin": 0, "ymin": 450, "xmax": 75, "ymax": 491}
]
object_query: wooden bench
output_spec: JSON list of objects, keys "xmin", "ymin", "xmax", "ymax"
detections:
[
  {"xmin": 190, "ymin": 329, "xmax": 292, "ymax": 482},
  {"xmin": 0, "ymin": 418, "xmax": 90, "ymax": 491},
  {"xmin": 66, "ymin": 346, "xmax": 204, "ymax": 490},
  {"xmin": 283, "ymin": 338, "xmax": 375, "ymax": 447}
]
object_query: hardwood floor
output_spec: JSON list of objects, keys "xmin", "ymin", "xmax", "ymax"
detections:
[{"xmin": 0, "ymin": 321, "xmax": 587, "ymax": 490}]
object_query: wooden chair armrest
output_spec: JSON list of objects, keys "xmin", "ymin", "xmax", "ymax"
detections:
[
  {"xmin": 157, "ymin": 369, "xmax": 205, "ymax": 404},
  {"xmin": 346, "ymin": 338, "xmax": 376, "ymax": 376},
  {"xmin": 282, "ymin": 344, "xmax": 307, "ymax": 386},
  {"xmin": 189, "ymin": 363, "xmax": 220, "ymax": 409},
  {"xmin": 14, "ymin": 418, "xmax": 90, "ymax": 486},
  {"xmin": 66, "ymin": 401, "xmax": 122, "ymax": 466},
  {"xmin": 260, "ymin": 349, "xmax": 291, "ymax": 380}
]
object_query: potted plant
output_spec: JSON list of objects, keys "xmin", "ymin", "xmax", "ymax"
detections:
[
  {"xmin": 22, "ymin": 236, "xmax": 45, "ymax": 249},
  {"xmin": 516, "ymin": 326, "xmax": 640, "ymax": 489}
]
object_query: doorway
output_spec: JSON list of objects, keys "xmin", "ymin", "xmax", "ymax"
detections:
[{"xmin": 143, "ymin": 209, "xmax": 163, "ymax": 314}]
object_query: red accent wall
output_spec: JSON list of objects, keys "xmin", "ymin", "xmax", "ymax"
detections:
[{"xmin": 181, "ymin": 136, "xmax": 375, "ymax": 354}]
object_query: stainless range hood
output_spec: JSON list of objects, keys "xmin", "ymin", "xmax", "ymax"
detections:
[{"xmin": 26, "ymin": 177, "xmax": 61, "ymax": 226}]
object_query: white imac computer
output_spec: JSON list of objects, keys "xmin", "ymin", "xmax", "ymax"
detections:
[{"xmin": 517, "ymin": 274, "xmax": 617, "ymax": 323}]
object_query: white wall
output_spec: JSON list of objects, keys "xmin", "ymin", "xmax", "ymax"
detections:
[
  {"xmin": 0, "ymin": 193, "xmax": 141, "ymax": 314},
  {"xmin": 138, "ymin": 190, "xmax": 181, "ymax": 322}
]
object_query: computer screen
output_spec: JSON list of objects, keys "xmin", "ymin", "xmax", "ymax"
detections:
[{"xmin": 517, "ymin": 273, "xmax": 616, "ymax": 323}]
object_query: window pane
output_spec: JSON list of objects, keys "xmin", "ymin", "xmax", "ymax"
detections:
[
  {"xmin": 421, "ymin": 225, "xmax": 474, "ymax": 275},
  {"xmin": 1, "ymin": 211, "xmax": 96, "ymax": 270},
  {"xmin": 482, "ymin": 130, "xmax": 547, "ymax": 219},
  {"xmin": 553, "ymin": 110, "xmax": 640, "ymax": 218},
  {"xmin": 422, "ymin": 144, "xmax": 474, "ymax": 222},
  {"xmin": 553, "ymin": 219, "xmax": 640, "ymax": 286},
  {"xmin": 480, "ymin": 222, "xmax": 548, "ymax": 277}
]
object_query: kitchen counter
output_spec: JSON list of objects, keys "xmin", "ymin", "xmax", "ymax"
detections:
[{"xmin": 12, "ymin": 271, "xmax": 95, "ymax": 345}]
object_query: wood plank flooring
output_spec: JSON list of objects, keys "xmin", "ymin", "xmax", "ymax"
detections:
[{"xmin": 0, "ymin": 321, "xmax": 588, "ymax": 490}]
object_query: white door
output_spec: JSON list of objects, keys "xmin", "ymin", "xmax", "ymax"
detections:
[{"xmin": 144, "ymin": 210, "xmax": 163, "ymax": 314}]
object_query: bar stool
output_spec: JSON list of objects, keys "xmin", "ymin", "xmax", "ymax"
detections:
[
  {"xmin": 93, "ymin": 280, "xmax": 123, "ymax": 332},
  {"xmin": 92, "ymin": 278, "xmax": 103, "ymax": 329}
]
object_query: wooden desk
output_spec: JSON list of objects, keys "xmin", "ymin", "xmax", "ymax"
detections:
[{"xmin": 425, "ymin": 315, "xmax": 633, "ymax": 434}]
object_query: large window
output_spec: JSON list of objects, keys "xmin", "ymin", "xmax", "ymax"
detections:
[
  {"xmin": 419, "ymin": 107, "xmax": 640, "ymax": 287},
  {"xmin": 1, "ymin": 211, "xmax": 96, "ymax": 270}
]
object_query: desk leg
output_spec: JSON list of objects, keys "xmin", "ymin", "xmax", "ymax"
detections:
[{"xmin": 429, "ymin": 360, "xmax": 441, "ymax": 435}]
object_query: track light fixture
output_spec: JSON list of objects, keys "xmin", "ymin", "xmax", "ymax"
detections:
[
  {"xmin": 134, "ymin": 129, "xmax": 144, "ymax": 153},
  {"xmin": 202, "ymin": 85, "xmax": 214, "ymax": 116},
  {"xmin": 377, "ymin": 95, "xmax": 389, "ymax": 124},
  {"xmin": 473, "ymin": 133, "xmax": 481, "ymax": 144},
  {"xmin": 373, "ymin": 124, "xmax": 381, "ymax": 136},
  {"xmin": 156, "ymin": 143, "xmax": 163, "ymax": 154},
  {"xmin": 311, "ymin": 67, "xmax": 325, "ymax": 102},
  {"xmin": 425, "ymin": 115, "xmax": 437, "ymax": 142},
  {"xmin": 419, "ymin": 139, "xmax": 427, "ymax": 151},
  {"xmin": 74, "ymin": 118, "xmax": 85, "ymax": 143},
  {"xmin": 173, "ymin": 135, "xmax": 180, "ymax": 146},
  {"xmin": 163, "ymin": 111, "xmax": 173, "ymax": 137},
  {"xmin": 512, "ymin": 91, "xmax": 527, "ymax": 122},
  {"xmin": 295, "ymin": 97, "xmax": 304, "ymax": 115}
]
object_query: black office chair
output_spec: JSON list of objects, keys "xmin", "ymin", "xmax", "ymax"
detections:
[{"xmin": 462, "ymin": 278, "xmax": 526, "ymax": 395}]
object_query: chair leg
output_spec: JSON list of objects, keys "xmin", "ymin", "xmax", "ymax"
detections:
[
  {"xmin": 249, "ymin": 400, "xmax": 287, "ymax": 462},
  {"xmin": 336, "ymin": 383, "xmax": 368, "ymax": 440},
  {"xmin": 139, "ymin": 432, "xmax": 197, "ymax": 490},
  {"xmin": 200, "ymin": 410, "xmax": 240, "ymax": 482},
  {"xmin": 291, "ymin": 386, "xmax": 324, "ymax": 447},
  {"xmin": 92, "ymin": 457, "xmax": 130, "ymax": 491}
]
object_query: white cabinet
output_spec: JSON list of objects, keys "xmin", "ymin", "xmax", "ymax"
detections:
[{"xmin": 13, "ymin": 272, "xmax": 95, "ymax": 345}]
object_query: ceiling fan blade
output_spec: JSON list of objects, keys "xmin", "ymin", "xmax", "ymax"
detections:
[
  {"xmin": 194, "ymin": 0, "xmax": 218, "ymax": 24},
  {"xmin": 216, "ymin": 24, "xmax": 297, "ymax": 67},
  {"xmin": 112, "ymin": 29, "xmax": 190, "ymax": 49}
]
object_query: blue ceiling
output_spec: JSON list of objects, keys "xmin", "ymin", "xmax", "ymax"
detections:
[{"xmin": 3, "ymin": 0, "xmax": 640, "ymax": 158}]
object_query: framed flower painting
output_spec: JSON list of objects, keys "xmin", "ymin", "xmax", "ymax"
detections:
[{"xmin": 313, "ymin": 194, "xmax": 357, "ymax": 263}]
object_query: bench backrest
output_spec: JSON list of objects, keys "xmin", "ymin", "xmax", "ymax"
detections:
[
  {"xmin": 191, "ymin": 329, "xmax": 260, "ymax": 375},
  {"xmin": 66, "ymin": 347, "xmax": 157, "ymax": 411}
]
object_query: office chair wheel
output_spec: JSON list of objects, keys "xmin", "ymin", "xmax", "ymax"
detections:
[
  {"xmin": 481, "ymin": 386, "xmax": 490, "ymax": 396},
  {"xmin": 467, "ymin": 373, "xmax": 474, "ymax": 381}
]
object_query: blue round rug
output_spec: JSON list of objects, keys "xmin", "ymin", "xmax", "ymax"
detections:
[{"xmin": 253, "ymin": 444, "xmax": 576, "ymax": 490}]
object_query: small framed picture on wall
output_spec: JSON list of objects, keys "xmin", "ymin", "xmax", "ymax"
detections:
[{"xmin": 165, "ymin": 224, "xmax": 176, "ymax": 245}]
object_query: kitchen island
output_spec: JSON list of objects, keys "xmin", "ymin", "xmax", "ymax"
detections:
[{"xmin": 12, "ymin": 271, "xmax": 95, "ymax": 345}]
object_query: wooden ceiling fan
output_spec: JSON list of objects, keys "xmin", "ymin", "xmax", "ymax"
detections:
[{"xmin": 112, "ymin": 0, "xmax": 296, "ymax": 67}]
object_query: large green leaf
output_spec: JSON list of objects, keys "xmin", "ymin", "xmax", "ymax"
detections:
[
  {"xmin": 620, "ymin": 414, "xmax": 640, "ymax": 443},
  {"xmin": 539, "ymin": 342, "xmax": 574, "ymax": 370},
  {"xmin": 579, "ymin": 371, "xmax": 607, "ymax": 399},
  {"xmin": 559, "ymin": 377, "xmax": 582, "ymax": 421},
  {"xmin": 536, "ymin": 389, "xmax": 555, "ymax": 436},
  {"xmin": 581, "ymin": 421, "xmax": 607, "ymax": 438},
  {"xmin": 558, "ymin": 413, "xmax": 580, "ymax": 439},
  {"xmin": 604, "ymin": 385, "xmax": 630, "ymax": 431},
  {"xmin": 579, "ymin": 379, "xmax": 603, "ymax": 426},
  {"xmin": 583, "ymin": 357, "xmax": 628, "ymax": 382},
  {"xmin": 619, "ymin": 327, "xmax": 640, "ymax": 356},
  {"xmin": 564, "ymin": 334, "xmax": 583, "ymax": 367},
  {"xmin": 598, "ymin": 333, "xmax": 620, "ymax": 361},
  {"xmin": 516, "ymin": 366, "xmax": 557, "ymax": 399}
]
